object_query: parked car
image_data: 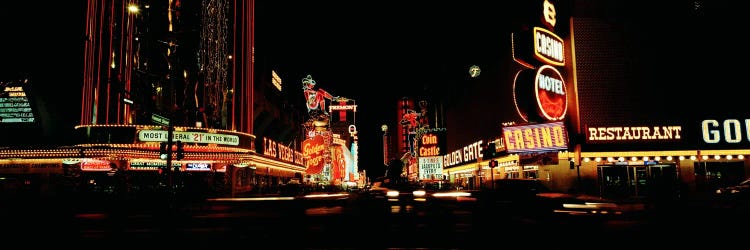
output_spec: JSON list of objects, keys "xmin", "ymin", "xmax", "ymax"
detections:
[
  {"xmin": 714, "ymin": 178, "xmax": 750, "ymax": 209},
  {"xmin": 715, "ymin": 178, "xmax": 750, "ymax": 196},
  {"xmin": 473, "ymin": 179, "xmax": 636, "ymax": 222}
]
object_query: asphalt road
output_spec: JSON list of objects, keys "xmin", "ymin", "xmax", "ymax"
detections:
[{"xmin": 2, "ymin": 194, "xmax": 749, "ymax": 249}]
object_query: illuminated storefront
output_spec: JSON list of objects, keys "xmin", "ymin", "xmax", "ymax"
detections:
[
  {"xmin": 445, "ymin": 0, "xmax": 750, "ymax": 201},
  {"xmin": 0, "ymin": 125, "xmax": 306, "ymax": 198},
  {"xmin": 441, "ymin": 139, "xmax": 486, "ymax": 190},
  {"xmin": 300, "ymin": 75, "xmax": 361, "ymax": 186},
  {"xmin": 568, "ymin": 120, "xmax": 750, "ymax": 199}
]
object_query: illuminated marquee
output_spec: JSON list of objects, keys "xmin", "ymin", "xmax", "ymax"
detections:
[
  {"xmin": 332, "ymin": 133, "xmax": 347, "ymax": 145},
  {"xmin": 535, "ymin": 65, "xmax": 567, "ymax": 121},
  {"xmin": 514, "ymin": 66, "xmax": 568, "ymax": 122},
  {"xmin": 129, "ymin": 161, "xmax": 181, "ymax": 171},
  {"xmin": 80, "ymin": 159, "xmax": 112, "ymax": 171},
  {"xmin": 418, "ymin": 156, "xmax": 443, "ymax": 180},
  {"xmin": 442, "ymin": 140, "xmax": 483, "ymax": 168},
  {"xmin": 534, "ymin": 27, "xmax": 564, "ymax": 66},
  {"xmin": 510, "ymin": 1, "xmax": 568, "ymax": 123},
  {"xmin": 0, "ymin": 85, "xmax": 36, "ymax": 123},
  {"xmin": 587, "ymin": 125, "xmax": 682, "ymax": 143},
  {"xmin": 702, "ymin": 119, "xmax": 750, "ymax": 144},
  {"xmin": 330, "ymin": 99, "xmax": 356, "ymax": 122},
  {"xmin": 502, "ymin": 121, "xmax": 568, "ymax": 154},
  {"xmin": 263, "ymin": 137, "xmax": 304, "ymax": 164},
  {"xmin": 186, "ymin": 162, "xmax": 211, "ymax": 171},
  {"xmin": 303, "ymin": 135, "xmax": 326, "ymax": 174},
  {"xmin": 138, "ymin": 130, "xmax": 240, "ymax": 146},
  {"xmin": 417, "ymin": 131, "xmax": 446, "ymax": 157},
  {"xmin": 329, "ymin": 105, "xmax": 357, "ymax": 111},
  {"xmin": 542, "ymin": 0, "xmax": 557, "ymax": 28},
  {"xmin": 511, "ymin": 26, "xmax": 565, "ymax": 68},
  {"xmin": 272, "ymin": 70, "xmax": 282, "ymax": 92}
]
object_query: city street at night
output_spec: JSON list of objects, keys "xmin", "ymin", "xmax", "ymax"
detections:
[
  {"xmin": 3, "ymin": 190, "xmax": 749, "ymax": 249},
  {"xmin": 2, "ymin": 1, "xmax": 750, "ymax": 249}
]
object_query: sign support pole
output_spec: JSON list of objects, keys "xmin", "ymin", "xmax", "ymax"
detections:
[
  {"xmin": 491, "ymin": 162, "xmax": 495, "ymax": 190},
  {"xmin": 166, "ymin": 122, "xmax": 174, "ymax": 194}
]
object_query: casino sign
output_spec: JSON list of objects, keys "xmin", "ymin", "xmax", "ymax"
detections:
[
  {"xmin": 513, "ymin": 65, "xmax": 568, "ymax": 122},
  {"xmin": 510, "ymin": 0, "xmax": 568, "ymax": 123}
]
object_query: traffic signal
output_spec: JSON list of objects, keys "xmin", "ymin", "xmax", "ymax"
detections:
[
  {"xmin": 489, "ymin": 160, "xmax": 498, "ymax": 168},
  {"xmin": 485, "ymin": 142, "xmax": 496, "ymax": 158},
  {"xmin": 159, "ymin": 142, "xmax": 168, "ymax": 160},
  {"xmin": 175, "ymin": 140, "xmax": 185, "ymax": 160}
]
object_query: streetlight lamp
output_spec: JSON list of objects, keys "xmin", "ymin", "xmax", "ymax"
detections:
[{"xmin": 127, "ymin": 4, "xmax": 140, "ymax": 14}]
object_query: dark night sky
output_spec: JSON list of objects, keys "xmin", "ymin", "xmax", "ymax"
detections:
[
  {"xmin": 1, "ymin": 1, "xmax": 87, "ymax": 142},
  {"xmin": 255, "ymin": 0, "xmax": 746, "ymax": 174},
  {"xmin": 255, "ymin": 0, "xmax": 550, "ymax": 173},
  {"xmin": 1, "ymin": 3, "xmax": 85, "ymax": 82},
  {"xmin": 256, "ymin": 0, "xmax": 537, "ymax": 94},
  {"xmin": 1, "ymin": 0, "xmax": 536, "ymax": 172}
]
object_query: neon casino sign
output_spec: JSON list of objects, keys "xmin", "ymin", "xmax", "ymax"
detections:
[{"xmin": 502, "ymin": 121, "xmax": 568, "ymax": 154}]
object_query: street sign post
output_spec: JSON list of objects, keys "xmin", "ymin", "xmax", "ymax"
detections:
[
  {"xmin": 152, "ymin": 112, "xmax": 174, "ymax": 194},
  {"xmin": 165, "ymin": 122, "xmax": 174, "ymax": 194},
  {"xmin": 152, "ymin": 114, "xmax": 170, "ymax": 126}
]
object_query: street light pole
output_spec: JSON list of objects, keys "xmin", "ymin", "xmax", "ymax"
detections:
[
  {"xmin": 490, "ymin": 162, "xmax": 495, "ymax": 191},
  {"xmin": 381, "ymin": 124, "xmax": 388, "ymax": 166},
  {"xmin": 477, "ymin": 156, "xmax": 482, "ymax": 190}
]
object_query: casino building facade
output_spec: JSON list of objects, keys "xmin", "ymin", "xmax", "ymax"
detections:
[{"xmin": 442, "ymin": 0, "xmax": 750, "ymax": 200}]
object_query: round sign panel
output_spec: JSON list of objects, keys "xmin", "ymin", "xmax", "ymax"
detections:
[
  {"xmin": 534, "ymin": 65, "xmax": 567, "ymax": 121},
  {"xmin": 512, "ymin": 70, "xmax": 532, "ymax": 122},
  {"xmin": 469, "ymin": 65, "xmax": 481, "ymax": 78}
]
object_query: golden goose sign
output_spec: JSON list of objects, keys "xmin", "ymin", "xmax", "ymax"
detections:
[{"xmin": 303, "ymin": 135, "xmax": 326, "ymax": 174}]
